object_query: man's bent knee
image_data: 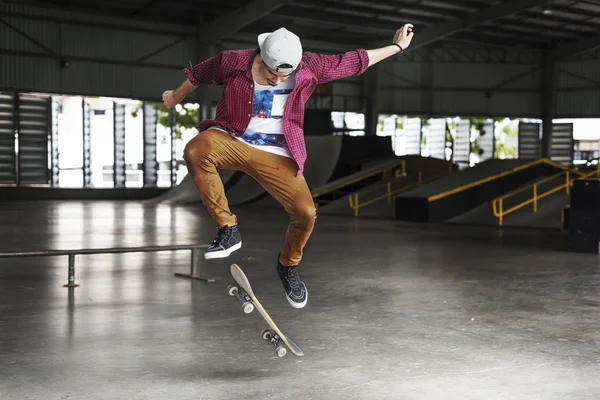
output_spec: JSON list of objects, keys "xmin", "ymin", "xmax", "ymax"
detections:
[
  {"xmin": 293, "ymin": 203, "xmax": 317, "ymax": 230},
  {"xmin": 183, "ymin": 131, "xmax": 220, "ymax": 165}
]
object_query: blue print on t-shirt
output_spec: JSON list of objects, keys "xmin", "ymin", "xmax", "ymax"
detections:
[
  {"xmin": 252, "ymin": 89, "xmax": 292, "ymax": 119},
  {"xmin": 240, "ymin": 131, "xmax": 287, "ymax": 146}
]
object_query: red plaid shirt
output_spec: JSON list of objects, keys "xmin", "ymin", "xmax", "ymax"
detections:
[{"xmin": 183, "ymin": 48, "xmax": 370, "ymax": 176}]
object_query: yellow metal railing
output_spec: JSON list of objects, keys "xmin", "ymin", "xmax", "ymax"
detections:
[
  {"xmin": 492, "ymin": 171, "xmax": 572, "ymax": 226},
  {"xmin": 348, "ymin": 165, "xmax": 453, "ymax": 217},
  {"xmin": 348, "ymin": 173, "xmax": 421, "ymax": 217},
  {"xmin": 427, "ymin": 158, "xmax": 571, "ymax": 202},
  {"xmin": 312, "ymin": 160, "xmax": 406, "ymax": 205},
  {"xmin": 578, "ymin": 165, "xmax": 600, "ymax": 180},
  {"xmin": 492, "ymin": 164, "xmax": 600, "ymax": 226}
]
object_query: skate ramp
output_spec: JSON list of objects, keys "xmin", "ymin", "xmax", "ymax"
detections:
[
  {"xmin": 318, "ymin": 175, "xmax": 417, "ymax": 218},
  {"xmin": 152, "ymin": 174, "xmax": 198, "ymax": 204},
  {"xmin": 449, "ymin": 174, "xmax": 570, "ymax": 229},
  {"xmin": 395, "ymin": 158, "xmax": 568, "ymax": 222},
  {"xmin": 152, "ymin": 170, "xmax": 239, "ymax": 204},
  {"xmin": 451, "ymin": 190, "xmax": 569, "ymax": 229}
]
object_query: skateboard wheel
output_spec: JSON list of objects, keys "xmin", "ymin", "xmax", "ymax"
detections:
[
  {"xmin": 227, "ymin": 284, "xmax": 238, "ymax": 296},
  {"xmin": 241, "ymin": 301, "xmax": 254, "ymax": 314},
  {"xmin": 275, "ymin": 346, "xmax": 287, "ymax": 358},
  {"xmin": 261, "ymin": 329, "xmax": 272, "ymax": 340}
]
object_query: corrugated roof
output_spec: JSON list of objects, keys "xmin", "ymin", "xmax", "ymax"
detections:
[{"xmin": 4, "ymin": 0, "xmax": 600, "ymax": 54}]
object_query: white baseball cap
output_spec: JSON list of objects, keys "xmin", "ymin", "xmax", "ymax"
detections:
[{"xmin": 257, "ymin": 27, "xmax": 302, "ymax": 73}]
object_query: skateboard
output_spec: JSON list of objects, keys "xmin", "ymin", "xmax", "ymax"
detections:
[{"xmin": 227, "ymin": 263, "xmax": 304, "ymax": 358}]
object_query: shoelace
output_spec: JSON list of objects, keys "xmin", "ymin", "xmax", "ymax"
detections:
[
  {"xmin": 212, "ymin": 227, "xmax": 230, "ymax": 245},
  {"xmin": 285, "ymin": 268, "xmax": 301, "ymax": 289}
]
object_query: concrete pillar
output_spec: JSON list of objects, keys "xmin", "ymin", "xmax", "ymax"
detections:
[
  {"xmin": 540, "ymin": 51, "xmax": 558, "ymax": 159},
  {"xmin": 195, "ymin": 42, "xmax": 217, "ymax": 116},
  {"xmin": 363, "ymin": 63, "xmax": 381, "ymax": 136},
  {"xmin": 420, "ymin": 51, "xmax": 434, "ymax": 115}
]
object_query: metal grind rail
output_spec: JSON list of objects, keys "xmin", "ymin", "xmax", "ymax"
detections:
[
  {"xmin": 0, "ymin": 244, "xmax": 211, "ymax": 287},
  {"xmin": 311, "ymin": 159, "xmax": 407, "ymax": 208},
  {"xmin": 492, "ymin": 164, "xmax": 600, "ymax": 226},
  {"xmin": 348, "ymin": 168, "xmax": 453, "ymax": 217}
]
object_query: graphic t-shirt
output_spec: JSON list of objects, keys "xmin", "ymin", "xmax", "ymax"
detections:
[{"xmin": 236, "ymin": 74, "xmax": 295, "ymax": 158}]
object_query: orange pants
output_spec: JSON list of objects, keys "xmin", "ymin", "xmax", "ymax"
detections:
[{"xmin": 183, "ymin": 129, "xmax": 316, "ymax": 267}]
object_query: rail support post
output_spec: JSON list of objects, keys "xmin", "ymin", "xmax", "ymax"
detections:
[
  {"xmin": 349, "ymin": 193, "xmax": 359, "ymax": 216},
  {"xmin": 174, "ymin": 247, "xmax": 216, "ymax": 283},
  {"xmin": 498, "ymin": 199, "xmax": 503, "ymax": 227},
  {"xmin": 63, "ymin": 253, "xmax": 80, "ymax": 288}
]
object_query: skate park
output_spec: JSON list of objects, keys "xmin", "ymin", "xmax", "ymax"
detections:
[{"xmin": 2, "ymin": 1, "xmax": 600, "ymax": 399}]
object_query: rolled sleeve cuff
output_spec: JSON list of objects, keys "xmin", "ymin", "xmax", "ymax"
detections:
[
  {"xmin": 356, "ymin": 49, "xmax": 370, "ymax": 75},
  {"xmin": 183, "ymin": 62, "xmax": 201, "ymax": 86}
]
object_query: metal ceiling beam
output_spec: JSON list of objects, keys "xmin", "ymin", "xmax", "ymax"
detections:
[
  {"xmin": 0, "ymin": 10, "xmax": 197, "ymax": 38},
  {"xmin": 197, "ymin": 0, "xmax": 292, "ymax": 45},
  {"xmin": 271, "ymin": 9, "xmax": 391, "ymax": 36},
  {"xmin": 272, "ymin": 7, "xmax": 557, "ymax": 48},
  {"xmin": 0, "ymin": 17, "xmax": 58, "ymax": 56},
  {"xmin": 136, "ymin": 36, "xmax": 189, "ymax": 62},
  {"xmin": 548, "ymin": 34, "xmax": 600, "ymax": 60},
  {"xmin": 1, "ymin": 1, "xmax": 200, "ymax": 27},
  {"xmin": 129, "ymin": 0, "xmax": 158, "ymax": 18},
  {"xmin": 448, "ymin": 35, "xmax": 531, "ymax": 50},
  {"xmin": 299, "ymin": 0, "xmax": 465, "ymax": 21},
  {"xmin": 519, "ymin": 10, "xmax": 600, "ymax": 31},
  {"xmin": 400, "ymin": 0, "xmax": 552, "ymax": 51},
  {"xmin": 226, "ymin": 32, "xmax": 356, "ymax": 53},
  {"xmin": 571, "ymin": 47, "xmax": 600, "ymax": 61},
  {"xmin": 0, "ymin": 49, "xmax": 183, "ymax": 70}
]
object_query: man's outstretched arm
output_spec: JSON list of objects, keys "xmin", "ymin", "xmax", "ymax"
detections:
[
  {"xmin": 311, "ymin": 24, "xmax": 414, "ymax": 84},
  {"xmin": 162, "ymin": 52, "xmax": 227, "ymax": 109},
  {"xmin": 366, "ymin": 24, "xmax": 414, "ymax": 67}
]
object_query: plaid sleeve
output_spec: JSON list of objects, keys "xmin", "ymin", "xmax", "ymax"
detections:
[
  {"xmin": 183, "ymin": 51, "xmax": 229, "ymax": 86},
  {"xmin": 305, "ymin": 49, "xmax": 370, "ymax": 84}
]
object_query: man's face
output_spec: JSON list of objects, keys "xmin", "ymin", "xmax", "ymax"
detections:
[{"xmin": 260, "ymin": 61, "xmax": 293, "ymax": 86}]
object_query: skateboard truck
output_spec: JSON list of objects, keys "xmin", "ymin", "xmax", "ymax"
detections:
[
  {"xmin": 261, "ymin": 329, "xmax": 287, "ymax": 358},
  {"xmin": 227, "ymin": 284, "xmax": 254, "ymax": 314}
]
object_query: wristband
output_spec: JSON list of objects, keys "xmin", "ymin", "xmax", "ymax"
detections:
[{"xmin": 394, "ymin": 43, "xmax": 404, "ymax": 53}]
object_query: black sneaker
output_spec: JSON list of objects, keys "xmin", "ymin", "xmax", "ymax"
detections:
[
  {"xmin": 204, "ymin": 225, "xmax": 242, "ymax": 260},
  {"xmin": 277, "ymin": 259, "xmax": 308, "ymax": 309}
]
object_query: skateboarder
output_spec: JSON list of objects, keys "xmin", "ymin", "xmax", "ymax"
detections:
[{"xmin": 162, "ymin": 25, "xmax": 414, "ymax": 309}]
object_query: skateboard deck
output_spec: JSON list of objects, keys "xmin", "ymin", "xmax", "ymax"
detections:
[{"xmin": 227, "ymin": 263, "xmax": 304, "ymax": 357}]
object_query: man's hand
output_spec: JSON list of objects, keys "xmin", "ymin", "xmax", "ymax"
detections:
[
  {"xmin": 393, "ymin": 24, "xmax": 414, "ymax": 51},
  {"xmin": 162, "ymin": 79, "xmax": 197, "ymax": 109},
  {"xmin": 162, "ymin": 90, "xmax": 181, "ymax": 109},
  {"xmin": 366, "ymin": 23, "xmax": 415, "ymax": 67}
]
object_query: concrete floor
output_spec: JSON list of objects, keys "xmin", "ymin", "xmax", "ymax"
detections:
[{"xmin": 0, "ymin": 201, "xmax": 599, "ymax": 399}]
